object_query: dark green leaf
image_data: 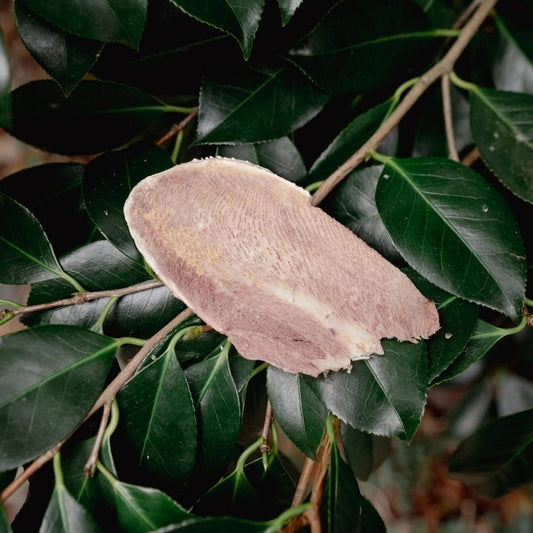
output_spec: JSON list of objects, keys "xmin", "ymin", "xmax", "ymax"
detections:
[
  {"xmin": 316, "ymin": 340, "xmax": 428, "ymax": 440},
  {"xmin": 321, "ymin": 430, "xmax": 365, "ymax": 533},
  {"xmin": 323, "ymin": 165, "xmax": 400, "ymax": 261},
  {"xmin": 15, "ymin": 0, "xmax": 103, "ymax": 95},
  {"xmin": 0, "ymin": 326, "xmax": 116, "ymax": 470},
  {"xmin": 309, "ymin": 102, "xmax": 391, "ymax": 182},
  {"xmin": 435, "ymin": 319, "xmax": 516, "ymax": 385},
  {"xmin": 288, "ymin": 0, "xmax": 432, "ymax": 94},
  {"xmin": 339, "ymin": 422, "xmax": 390, "ymax": 481},
  {"xmin": 217, "ymin": 137, "xmax": 307, "ymax": 184},
  {"xmin": 0, "ymin": 192, "xmax": 68, "ymax": 285},
  {"xmin": 185, "ymin": 343, "xmax": 241, "ymax": 474},
  {"xmin": 448, "ymin": 408, "xmax": 533, "ymax": 498},
  {"xmin": 470, "ymin": 87, "xmax": 533, "ymax": 204},
  {"xmin": 196, "ymin": 62, "xmax": 328, "ymax": 145},
  {"xmin": 0, "ymin": 505, "xmax": 11, "ymax": 533},
  {"xmin": 83, "ymin": 143, "xmax": 173, "ymax": 261},
  {"xmin": 22, "ymin": 0, "xmax": 148, "ymax": 49},
  {"xmin": 107, "ymin": 479, "xmax": 191, "ymax": 532},
  {"xmin": 375, "ymin": 157, "xmax": 526, "ymax": 320},
  {"xmin": 277, "ymin": 0, "xmax": 302, "ymax": 25},
  {"xmin": 149, "ymin": 516, "xmax": 270, "ymax": 532},
  {"xmin": 40, "ymin": 484, "xmax": 102, "ymax": 533},
  {"xmin": 118, "ymin": 337, "xmax": 197, "ymax": 484},
  {"xmin": 496, "ymin": 0, "xmax": 533, "ymax": 63},
  {"xmin": 9, "ymin": 80, "xmax": 166, "ymax": 155},
  {"xmin": 170, "ymin": 0, "xmax": 265, "ymax": 59},
  {"xmin": 0, "ymin": 29, "xmax": 10, "ymax": 129},
  {"xmin": 267, "ymin": 367, "xmax": 327, "ymax": 459},
  {"xmin": 0, "ymin": 163, "xmax": 93, "ymax": 255}
]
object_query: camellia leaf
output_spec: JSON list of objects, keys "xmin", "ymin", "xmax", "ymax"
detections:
[
  {"xmin": 0, "ymin": 192, "xmax": 72, "ymax": 286},
  {"xmin": 117, "ymin": 332, "xmax": 197, "ymax": 484},
  {"xmin": 0, "ymin": 29, "xmax": 10, "ymax": 129},
  {"xmin": 22, "ymin": 0, "xmax": 148, "ymax": 49},
  {"xmin": 277, "ymin": 0, "xmax": 303, "ymax": 25},
  {"xmin": 9, "ymin": 80, "xmax": 167, "ymax": 155},
  {"xmin": 83, "ymin": 143, "xmax": 174, "ymax": 262},
  {"xmin": 15, "ymin": 0, "xmax": 103, "ymax": 95},
  {"xmin": 195, "ymin": 62, "xmax": 328, "ymax": 145},
  {"xmin": 0, "ymin": 325, "xmax": 117, "ymax": 471},
  {"xmin": 0, "ymin": 505, "xmax": 11, "ymax": 533},
  {"xmin": 316, "ymin": 340, "xmax": 428, "ymax": 440},
  {"xmin": 170, "ymin": 0, "xmax": 265, "ymax": 59},
  {"xmin": 448, "ymin": 408, "xmax": 533, "ymax": 498},
  {"xmin": 266, "ymin": 367, "xmax": 327, "ymax": 460},
  {"xmin": 496, "ymin": 0, "xmax": 533, "ymax": 63},
  {"xmin": 217, "ymin": 137, "xmax": 307, "ymax": 184},
  {"xmin": 470, "ymin": 87, "xmax": 533, "ymax": 203},
  {"xmin": 185, "ymin": 341, "xmax": 242, "ymax": 474},
  {"xmin": 288, "ymin": 0, "xmax": 433, "ymax": 94},
  {"xmin": 148, "ymin": 516, "xmax": 272, "ymax": 532},
  {"xmin": 375, "ymin": 156, "xmax": 526, "ymax": 320}
]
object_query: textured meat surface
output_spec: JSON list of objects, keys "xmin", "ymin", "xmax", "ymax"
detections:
[{"xmin": 124, "ymin": 157, "xmax": 439, "ymax": 376}]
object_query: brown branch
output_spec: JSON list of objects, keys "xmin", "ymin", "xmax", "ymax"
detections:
[
  {"xmin": 1, "ymin": 280, "xmax": 163, "ymax": 322},
  {"xmin": 461, "ymin": 146, "xmax": 480, "ymax": 167},
  {"xmin": 156, "ymin": 107, "xmax": 199, "ymax": 146},
  {"xmin": 311, "ymin": 0, "xmax": 498, "ymax": 206},
  {"xmin": 441, "ymin": 74, "xmax": 460, "ymax": 161},
  {"xmin": 260, "ymin": 400, "xmax": 273, "ymax": 453},
  {"xmin": 0, "ymin": 307, "xmax": 193, "ymax": 503},
  {"xmin": 84, "ymin": 401, "xmax": 112, "ymax": 477}
]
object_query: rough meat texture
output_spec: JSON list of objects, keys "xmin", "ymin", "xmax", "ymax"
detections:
[{"xmin": 124, "ymin": 157, "xmax": 439, "ymax": 376}]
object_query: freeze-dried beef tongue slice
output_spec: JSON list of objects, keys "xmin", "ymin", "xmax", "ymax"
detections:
[{"xmin": 124, "ymin": 157, "xmax": 439, "ymax": 376}]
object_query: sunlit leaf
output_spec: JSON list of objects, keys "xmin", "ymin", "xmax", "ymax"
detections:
[
  {"xmin": 0, "ymin": 326, "xmax": 116, "ymax": 470},
  {"xmin": 22, "ymin": 0, "xmax": 148, "ymax": 48},
  {"xmin": 83, "ymin": 143, "xmax": 173, "ymax": 262},
  {"xmin": 448, "ymin": 408, "xmax": 533, "ymax": 498},
  {"xmin": 375, "ymin": 157, "xmax": 526, "ymax": 320},
  {"xmin": 15, "ymin": 0, "xmax": 103, "ymax": 95},
  {"xmin": 316, "ymin": 340, "xmax": 428, "ymax": 440},
  {"xmin": 9, "ymin": 80, "xmax": 167, "ymax": 155},
  {"xmin": 267, "ymin": 367, "xmax": 327, "ymax": 459},
  {"xmin": 277, "ymin": 0, "xmax": 302, "ymax": 25},
  {"xmin": 170, "ymin": 0, "xmax": 265, "ymax": 59},
  {"xmin": 196, "ymin": 62, "xmax": 328, "ymax": 144},
  {"xmin": 470, "ymin": 87, "xmax": 533, "ymax": 203}
]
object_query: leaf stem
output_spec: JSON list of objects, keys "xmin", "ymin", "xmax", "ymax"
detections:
[
  {"xmin": 267, "ymin": 503, "xmax": 312, "ymax": 533},
  {"xmin": 163, "ymin": 105, "xmax": 197, "ymax": 114},
  {"xmin": 441, "ymin": 73, "xmax": 460, "ymax": 161},
  {"xmin": 449, "ymin": 70, "xmax": 478, "ymax": 92},
  {"xmin": 52, "ymin": 451, "xmax": 64, "ymax": 488},
  {"xmin": 311, "ymin": 0, "xmax": 498, "ymax": 206},
  {"xmin": 91, "ymin": 296, "xmax": 118, "ymax": 333},
  {"xmin": 0, "ymin": 298, "xmax": 22, "ymax": 308}
]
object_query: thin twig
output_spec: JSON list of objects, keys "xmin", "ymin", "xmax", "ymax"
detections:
[
  {"xmin": 0, "ymin": 307, "xmax": 193, "ymax": 503},
  {"xmin": 461, "ymin": 146, "xmax": 480, "ymax": 167},
  {"xmin": 156, "ymin": 107, "xmax": 199, "ymax": 146},
  {"xmin": 291, "ymin": 457, "xmax": 317, "ymax": 507},
  {"xmin": 441, "ymin": 74, "xmax": 460, "ymax": 161},
  {"xmin": 306, "ymin": 436, "xmax": 332, "ymax": 533},
  {"xmin": 0, "ymin": 280, "xmax": 163, "ymax": 322},
  {"xmin": 260, "ymin": 401, "xmax": 273, "ymax": 453},
  {"xmin": 84, "ymin": 401, "xmax": 112, "ymax": 477},
  {"xmin": 311, "ymin": 0, "xmax": 498, "ymax": 206}
]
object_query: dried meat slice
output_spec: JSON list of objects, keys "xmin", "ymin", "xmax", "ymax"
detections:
[{"xmin": 124, "ymin": 157, "xmax": 439, "ymax": 376}]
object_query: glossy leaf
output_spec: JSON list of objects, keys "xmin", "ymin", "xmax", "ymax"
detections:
[
  {"xmin": 267, "ymin": 367, "xmax": 327, "ymax": 459},
  {"xmin": 316, "ymin": 340, "xmax": 428, "ymax": 440},
  {"xmin": 434, "ymin": 319, "xmax": 516, "ymax": 385},
  {"xmin": 470, "ymin": 87, "xmax": 533, "ymax": 203},
  {"xmin": 339, "ymin": 422, "xmax": 390, "ymax": 481},
  {"xmin": 170, "ymin": 0, "xmax": 265, "ymax": 59},
  {"xmin": 83, "ymin": 143, "xmax": 173, "ymax": 261},
  {"xmin": 0, "ymin": 506, "xmax": 11, "ymax": 533},
  {"xmin": 0, "ymin": 163, "xmax": 93, "ymax": 255},
  {"xmin": 217, "ymin": 137, "xmax": 307, "ymax": 184},
  {"xmin": 0, "ymin": 29, "xmax": 10, "ymax": 129},
  {"xmin": 277, "ymin": 0, "xmax": 302, "ymax": 25},
  {"xmin": 22, "ymin": 0, "xmax": 148, "ymax": 49},
  {"xmin": 0, "ymin": 326, "xmax": 116, "ymax": 470},
  {"xmin": 118, "ymin": 338, "xmax": 197, "ymax": 484},
  {"xmin": 0, "ymin": 192, "xmax": 68, "ymax": 285},
  {"xmin": 40, "ymin": 484, "xmax": 102, "ymax": 533},
  {"xmin": 15, "ymin": 0, "xmax": 103, "ymax": 95},
  {"xmin": 448, "ymin": 408, "xmax": 533, "ymax": 498},
  {"xmin": 309, "ymin": 101, "xmax": 391, "ymax": 182},
  {"xmin": 9, "ymin": 80, "xmax": 167, "ymax": 155},
  {"xmin": 185, "ymin": 343, "xmax": 242, "ymax": 474},
  {"xmin": 323, "ymin": 165, "xmax": 400, "ymax": 261},
  {"xmin": 288, "ymin": 0, "xmax": 432, "ymax": 94},
  {"xmin": 149, "ymin": 516, "xmax": 271, "ymax": 532},
  {"xmin": 375, "ymin": 157, "xmax": 526, "ymax": 320},
  {"xmin": 196, "ymin": 62, "xmax": 328, "ymax": 145}
]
